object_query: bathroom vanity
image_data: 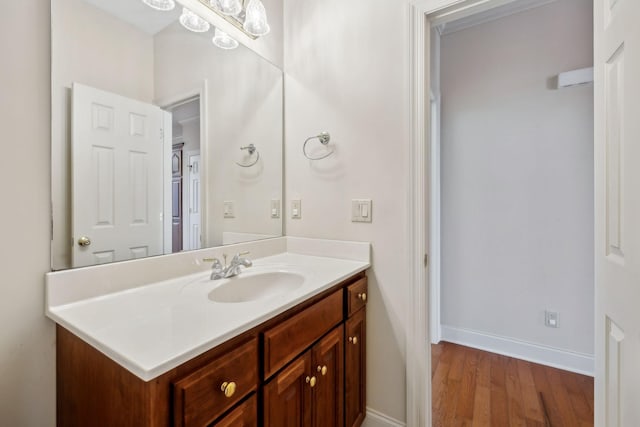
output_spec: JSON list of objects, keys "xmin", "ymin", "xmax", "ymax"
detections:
[{"xmin": 47, "ymin": 239, "xmax": 370, "ymax": 426}]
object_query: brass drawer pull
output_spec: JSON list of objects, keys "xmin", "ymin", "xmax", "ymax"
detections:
[
  {"xmin": 358, "ymin": 292, "xmax": 367, "ymax": 302},
  {"xmin": 317, "ymin": 365, "xmax": 328, "ymax": 376},
  {"xmin": 305, "ymin": 376, "xmax": 317, "ymax": 388},
  {"xmin": 348, "ymin": 336, "xmax": 358, "ymax": 345},
  {"xmin": 220, "ymin": 381, "xmax": 237, "ymax": 398}
]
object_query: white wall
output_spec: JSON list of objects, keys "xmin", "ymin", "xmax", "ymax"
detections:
[
  {"xmin": 154, "ymin": 22, "xmax": 283, "ymax": 247},
  {"xmin": 440, "ymin": 0, "xmax": 594, "ymax": 357},
  {"xmin": 0, "ymin": 0, "xmax": 55, "ymax": 425},
  {"xmin": 284, "ymin": 0, "xmax": 410, "ymax": 422},
  {"xmin": 51, "ymin": 0, "xmax": 155, "ymax": 269}
]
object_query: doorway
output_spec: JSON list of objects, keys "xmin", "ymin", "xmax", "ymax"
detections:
[
  {"xmin": 164, "ymin": 97, "xmax": 202, "ymax": 253},
  {"xmin": 427, "ymin": 0, "xmax": 594, "ymax": 424}
]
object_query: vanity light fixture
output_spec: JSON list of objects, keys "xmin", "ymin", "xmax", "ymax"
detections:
[
  {"xmin": 141, "ymin": 0, "xmax": 176, "ymax": 11},
  {"xmin": 243, "ymin": 0, "xmax": 270, "ymax": 36},
  {"xmin": 212, "ymin": 28, "xmax": 239, "ymax": 49},
  {"xmin": 179, "ymin": 8, "xmax": 211, "ymax": 33},
  {"xmin": 215, "ymin": 0, "xmax": 243, "ymax": 16}
]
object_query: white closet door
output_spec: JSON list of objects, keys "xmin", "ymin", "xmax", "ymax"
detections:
[
  {"xmin": 71, "ymin": 83, "xmax": 164, "ymax": 268},
  {"xmin": 594, "ymin": 0, "xmax": 640, "ymax": 425}
]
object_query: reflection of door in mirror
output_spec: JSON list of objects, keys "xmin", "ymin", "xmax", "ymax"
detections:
[
  {"xmin": 171, "ymin": 144, "xmax": 183, "ymax": 253},
  {"xmin": 71, "ymin": 83, "xmax": 167, "ymax": 268},
  {"xmin": 166, "ymin": 98, "xmax": 202, "ymax": 253}
]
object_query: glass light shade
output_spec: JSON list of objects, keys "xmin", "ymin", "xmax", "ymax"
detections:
[
  {"xmin": 243, "ymin": 0, "xmax": 270, "ymax": 36},
  {"xmin": 179, "ymin": 8, "xmax": 211, "ymax": 33},
  {"xmin": 141, "ymin": 0, "xmax": 175, "ymax": 11},
  {"xmin": 212, "ymin": 28, "xmax": 239, "ymax": 50},
  {"xmin": 215, "ymin": 0, "xmax": 242, "ymax": 16}
]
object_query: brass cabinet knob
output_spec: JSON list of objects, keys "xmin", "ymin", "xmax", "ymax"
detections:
[
  {"xmin": 305, "ymin": 376, "xmax": 317, "ymax": 388},
  {"xmin": 220, "ymin": 381, "xmax": 237, "ymax": 398},
  {"xmin": 317, "ymin": 365, "xmax": 328, "ymax": 376},
  {"xmin": 77, "ymin": 236, "xmax": 91, "ymax": 247},
  {"xmin": 358, "ymin": 292, "xmax": 367, "ymax": 302},
  {"xmin": 349, "ymin": 336, "xmax": 358, "ymax": 345}
]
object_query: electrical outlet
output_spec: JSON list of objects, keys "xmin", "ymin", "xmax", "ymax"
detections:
[
  {"xmin": 223, "ymin": 201, "xmax": 235, "ymax": 218},
  {"xmin": 270, "ymin": 199, "xmax": 281, "ymax": 219},
  {"xmin": 545, "ymin": 310, "xmax": 559, "ymax": 328},
  {"xmin": 291, "ymin": 200, "xmax": 302, "ymax": 219}
]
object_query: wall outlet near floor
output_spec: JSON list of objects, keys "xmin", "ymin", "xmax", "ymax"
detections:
[
  {"xmin": 545, "ymin": 310, "xmax": 559, "ymax": 328},
  {"xmin": 291, "ymin": 200, "xmax": 302, "ymax": 219}
]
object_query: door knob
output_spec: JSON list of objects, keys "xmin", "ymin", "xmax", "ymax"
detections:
[
  {"xmin": 317, "ymin": 365, "xmax": 328, "ymax": 376},
  {"xmin": 358, "ymin": 292, "xmax": 367, "ymax": 302},
  {"xmin": 78, "ymin": 236, "xmax": 91, "ymax": 247},
  {"xmin": 349, "ymin": 336, "xmax": 358, "ymax": 345},
  {"xmin": 220, "ymin": 381, "xmax": 237, "ymax": 398},
  {"xmin": 305, "ymin": 376, "xmax": 317, "ymax": 388}
]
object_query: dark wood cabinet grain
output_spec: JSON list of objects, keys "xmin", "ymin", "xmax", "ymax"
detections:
[
  {"xmin": 172, "ymin": 338, "xmax": 258, "ymax": 427},
  {"xmin": 312, "ymin": 325, "xmax": 345, "ymax": 427},
  {"xmin": 345, "ymin": 307, "xmax": 366, "ymax": 427},
  {"xmin": 56, "ymin": 271, "xmax": 367, "ymax": 427},
  {"xmin": 212, "ymin": 394, "xmax": 258, "ymax": 427}
]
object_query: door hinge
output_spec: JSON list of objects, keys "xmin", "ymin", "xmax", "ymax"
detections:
[{"xmin": 424, "ymin": 253, "xmax": 429, "ymax": 268}]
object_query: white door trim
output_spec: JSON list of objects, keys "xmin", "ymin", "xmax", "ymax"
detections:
[
  {"xmin": 156, "ymin": 80, "xmax": 209, "ymax": 248},
  {"xmin": 408, "ymin": 1, "xmax": 532, "ymax": 425}
]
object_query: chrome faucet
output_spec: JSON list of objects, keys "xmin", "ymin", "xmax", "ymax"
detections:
[{"xmin": 206, "ymin": 251, "xmax": 252, "ymax": 280}]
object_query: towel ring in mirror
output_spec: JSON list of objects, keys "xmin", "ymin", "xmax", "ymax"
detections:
[
  {"xmin": 236, "ymin": 143, "xmax": 260, "ymax": 167},
  {"xmin": 303, "ymin": 132, "xmax": 334, "ymax": 160}
]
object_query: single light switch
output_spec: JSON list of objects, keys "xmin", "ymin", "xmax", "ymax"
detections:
[
  {"xmin": 223, "ymin": 201, "xmax": 235, "ymax": 218},
  {"xmin": 352, "ymin": 199, "xmax": 372, "ymax": 223},
  {"xmin": 291, "ymin": 200, "xmax": 302, "ymax": 219},
  {"xmin": 271, "ymin": 199, "xmax": 281, "ymax": 219}
]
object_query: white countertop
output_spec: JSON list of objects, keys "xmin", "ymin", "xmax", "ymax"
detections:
[{"xmin": 47, "ymin": 251, "xmax": 369, "ymax": 381}]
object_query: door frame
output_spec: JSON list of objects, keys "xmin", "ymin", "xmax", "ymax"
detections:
[
  {"xmin": 407, "ymin": 1, "xmax": 551, "ymax": 425},
  {"xmin": 183, "ymin": 149, "xmax": 201, "ymax": 250},
  {"xmin": 156, "ymin": 80, "xmax": 209, "ymax": 248}
]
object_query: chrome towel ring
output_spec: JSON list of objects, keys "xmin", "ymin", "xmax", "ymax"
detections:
[
  {"xmin": 235, "ymin": 144, "xmax": 260, "ymax": 167},
  {"xmin": 303, "ymin": 132, "xmax": 334, "ymax": 160}
]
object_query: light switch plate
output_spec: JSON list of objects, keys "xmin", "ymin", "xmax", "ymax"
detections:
[
  {"xmin": 271, "ymin": 199, "xmax": 281, "ymax": 219},
  {"xmin": 545, "ymin": 310, "xmax": 559, "ymax": 328},
  {"xmin": 291, "ymin": 200, "xmax": 302, "ymax": 219},
  {"xmin": 223, "ymin": 201, "xmax": 235, "ymax": 218},
  {"xmin": 352, "ymin": 199, "xmax": 373, "ymax": 223}
]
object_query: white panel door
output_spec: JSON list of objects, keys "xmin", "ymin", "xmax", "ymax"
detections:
[
  {"xmin": 594, "ymin": 0, "xmax": 640, "ymax": 425},
  {"xmin": 187, "ymin": 153, "xmax": 201, "ymax": 250},
  {"xmin": 72, "ymin": 83, "xmax": 164, "ymax": 268}
]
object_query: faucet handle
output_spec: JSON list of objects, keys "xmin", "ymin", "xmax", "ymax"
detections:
[{"xmin": 203, "ymin": 257, "xmax": 223, "ymax": 269}]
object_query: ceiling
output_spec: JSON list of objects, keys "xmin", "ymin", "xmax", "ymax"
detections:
[{"xmin": 83, "ymin": 0, "xmax": 181, "ymax": 35}]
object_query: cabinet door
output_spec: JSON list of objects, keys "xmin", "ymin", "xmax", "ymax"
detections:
[
  {"xmin": 263, "ymin": 352, "xmax": 312, "ymax": 427},
  {"xmin": 213, "ymin": 394, "xmax": 257, "ymax": 427},
  {"xmin": 312, "ymin": 325, "xmax": 344, "ymax": 427},
  {"xmin": 345, "ymin": 308, "xmax": 366, "ymax": 427}
]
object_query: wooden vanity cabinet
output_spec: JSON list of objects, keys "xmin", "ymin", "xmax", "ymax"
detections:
[
  {"xmin": 263, "ymin": 325, "xmax": 344, "ymax": 427},
  {"xmin": 56, "ymin": 272, "xmax": 366, "ymax": 427}
]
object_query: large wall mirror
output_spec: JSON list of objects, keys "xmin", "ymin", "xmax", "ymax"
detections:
[{"xmin": 51, "ymin": 0, "xmax": 283, "ymax": 270}]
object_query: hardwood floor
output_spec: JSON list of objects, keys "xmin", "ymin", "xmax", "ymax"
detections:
[{"xmin": 431, "ymin": 342, "xmax": 594, "ymax": 427}]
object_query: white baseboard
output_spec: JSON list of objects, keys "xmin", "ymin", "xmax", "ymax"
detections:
[
  {"xmin": 363, "ymin": 408, "xmax": 406, "ymax": 427},
  {"xmin": 440, "ymin": 325, "xmax": 594, "ymax": 376}
]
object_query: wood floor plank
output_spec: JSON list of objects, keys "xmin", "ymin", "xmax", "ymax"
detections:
[
  {"xmin": 456, "ymin": 346, "xmax": 479, "ymax": 421},
  {"xmin": 505, "ymin": 356, "xmax": 526, "ymax": 426},
  {"xmin": 490, "ymin": 353, "xmax": 510, "ymax": 427},
  {"xmin": 432, "ymin": 343, "xmax": 593, "ymax": 427},
  {"xmin": 517, "ymin": 359, "xmax": 545, "ymax": 423}
]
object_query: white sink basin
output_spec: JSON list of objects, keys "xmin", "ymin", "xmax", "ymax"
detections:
[{"xmin": 208, "ymin": 271, "xmax": 305, "ymax": 303}]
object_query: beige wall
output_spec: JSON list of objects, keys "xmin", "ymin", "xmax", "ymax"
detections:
[
  {"xmin": 283, "ymin": 0, "xmax": 410, "ymax": 422},
  {"xmin": 0, "ymin": 0, "xmax": 55, "ymax": 425},
  {"xmin": 440, "ymin": 0, "xmax": 594, "ymax": 355},
  {"xmin": 154, "ymin": 22, "xmax": 283, "ymax": 247},
  {"xmin": 51, "ymin": 0, "xmax": 155, "ymax": 269}
]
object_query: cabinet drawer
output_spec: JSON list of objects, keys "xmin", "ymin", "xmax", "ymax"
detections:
[
  {"xmin": 173, "ymin": 338, "xmax": 258, "ymax": 427},
  {"xmin": 212, "ymin": 394, "xmax": 257, "ymax": 427},
  {"xmin": 263, "ymin": 290, "xmax": 343, "ymax": 379},
  {"xmin": 346, "ymin": 277, "xmax": 368, "ymax": 317}
]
